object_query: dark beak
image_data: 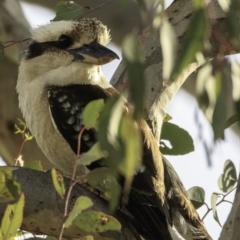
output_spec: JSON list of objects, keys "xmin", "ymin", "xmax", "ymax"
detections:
[{"xmin": 68, "ymin": 42, "xmax": 119, "ymax": 65}]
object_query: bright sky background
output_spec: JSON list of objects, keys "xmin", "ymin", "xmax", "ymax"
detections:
[{"xmin": 16, "ymin": 1, "xmax": 240, "ymax": 239}]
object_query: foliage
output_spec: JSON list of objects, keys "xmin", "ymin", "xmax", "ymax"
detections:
[
  {"xmin": 0, "ymin": 168, "xmax": 24, "ymax": 240},
  {"xmin": 160, "ymin": 121, "xmax": 194, "ymax": 155},
  {"xmin": 52, "ymin": 1, "xmax": 84, "ymax": 21},
  {"xmin": 187, "ymin": 186, "xmax": 205, "ymax": 209},
  {"xmin": 122, "ymin": 33, "xmax": 145, "ymax": 119},
  {"xmin": 187, "ymin": 159, "xmax": 237, "ymax": 226}
]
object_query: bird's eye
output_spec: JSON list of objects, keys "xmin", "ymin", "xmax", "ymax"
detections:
[{"xmin": 58, "ymin": 35, "xmax": 72, "ymax": 48}]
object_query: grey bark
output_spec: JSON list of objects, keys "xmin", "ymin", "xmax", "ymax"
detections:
[{"xmin": 0, "ymin": 167, "xmax": 140, "ymax": 240}]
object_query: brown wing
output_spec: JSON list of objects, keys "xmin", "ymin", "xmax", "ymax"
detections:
[
  {"xmin": 48, "ymin": 84, "xmax": 172, "ymax": 239},
  {"xmin": 163, "ymin": 156, "xmax": 212, "ymax": 240}
]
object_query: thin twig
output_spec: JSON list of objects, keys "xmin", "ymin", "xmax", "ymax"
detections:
[
  {"xmin": 58, "ymin": 127, "xmax": 86, "ymax": 240},
  {"xmin": 204, "ymin": 202, "xmax": 210, "ymax": 211},
  {"xmin": 77, "ymin": 126, "xmax": 86, "ymax": 157},
  {"xmin": 79, "ymin": 0, "xmax": 116, "ymax": 18},
  {"xmin": 202, "ymin": 186, "xmax": 237, "ymax": 221},
  {"xmin": 222, "ymin": 200, "xmax": 234, "ymax": 205},
  {"xmin": 2, "ymin": 38, "xmax": 30, "ymax": 49},
  {"xmin": 15, "ymin": 125, "xmax": 28, "ymax": 166}
]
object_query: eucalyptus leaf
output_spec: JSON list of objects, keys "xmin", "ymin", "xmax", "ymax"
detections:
[
  {"xmin": 1, "ymin": 193, "xmax": 24, "ymax": 239},
  {"xmin": 211, "ymin": 192, "xmax": 221, "ymax": 227},
  {"xmin": 65, "ymin": 196, "xmax": 93, "ymax": 228},
  {"xmin": 51, "ymin": 169, "xmax": 66, "ymax": 198},
  {"xmin": 187, "ymin": 186, "xmax": 205, "ymax": 209},
  {"xmin": 25, "ymin": 161, "xmax": 43, "ymax": 171},
  {"xmin": 160, "ymin": 122, "xmax": 194, "ymax": 155},
  {"xmin": 83, "ymin": 99, "xmax": 105, "ymax": 130},
  {"xmin": 52, "ymin": 1, "xmax": 84, "ymax": 21},
  {"xmin": 87, "ymin": 168, "xmax": 120, "ymax": 211},
  {"xmin": 75, "ymin": 211, "xmax": 121, "ymax": 232},
  {"xmin": 98, "ymin": 95, "xmax": 125, "ymax": 167},
  {"xmin": 226, "ymin": 0, "xmax": 240, "ymax": 49},
  {"xmin": 224, "ymin": 113, "xmax": 239, "ymax": 129},
  {"xmin": 122, "ymin": 33, "xmax": 145, "ymax": 120},
  {"xmin": 0, "ymin": 167, "xmax": 21, "ymax": 203},
  {"xmin": 76, "ymin": 142, "xmax": 108, "ymax": 166},
  {"xmin": 79, "ymin": 236, "xmax": 94, "ymax": 240},
  {"xmin": 118, "ymin": 115, "xmax": 142, "ymax": 179},
  {"xmin": 218, "ymin": 159, "xmax": 237, "ymax": 192},
  {"xmin": 160, "ymin": 18, "xmax": 177, "ymax": 81}
]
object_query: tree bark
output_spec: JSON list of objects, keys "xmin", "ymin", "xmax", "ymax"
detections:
[{"xmin": 0, "ymin": 167, "xmax": 140, "ymax": 239}]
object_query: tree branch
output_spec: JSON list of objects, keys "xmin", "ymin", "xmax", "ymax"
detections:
[{"xmin": 0, "ymin": 167, "xmax": 141, "ymax": 239}]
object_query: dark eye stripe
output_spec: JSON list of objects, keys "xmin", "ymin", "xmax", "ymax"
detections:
[{"xmin": 25, "ymin": 36, "xmax": 73, "ymax": 60}]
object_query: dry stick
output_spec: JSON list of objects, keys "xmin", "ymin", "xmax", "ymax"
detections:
[
  {"xmin": 15, "ymin": 125, "xmax": 29, "ymax": 166},
  {"xmin": 58, "ymin": 126, "xmax": 86, "ymax": 240},
  {"xmin": 202, "ymin": 186, "xmax": 237, "ymax": 221},
  {"xmin": 3, "ymin": 39, "xmax": 30, "ymax": 48},
  {"xmin": 79, "ymin": 0, "xmax": 116, "ymax": 18}
]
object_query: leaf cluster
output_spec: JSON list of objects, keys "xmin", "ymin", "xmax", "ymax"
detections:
[{"xmin": 187, "ymin": 159, "xmax": 237, "ymax": 226}]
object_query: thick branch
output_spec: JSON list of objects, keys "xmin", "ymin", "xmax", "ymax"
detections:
[
  {"xmin": 219, "ymin": 184, "xmax": 240, "ymax": 240},
  {"xmin": 0, "ymin": 167, "xmax": 140, "ymax": 239},
  {"xmin": 111, "ymin": 0, "xmax": 226, "ymax": 140}
]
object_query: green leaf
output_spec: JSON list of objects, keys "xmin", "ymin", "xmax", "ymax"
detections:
[
  {"xmin": 171, "ymin": 8, "xmax": 208, "ymax": 79},
  {"xmin": 76, "ymin": 142, "xmax": 108, "ymax": 166},
  {"xmin": 218, "ymin": 159, "xmax": 237, "ymax": 193},
  {"xmin": 226, "ymin": 0, "xmax": 240, "ymax": 49},
  {"xmin": 51, "ymin": 169, "xmax": 66, "ymax": 198},
  {"xmin": 98, "ymin": 94, "xmax": 142, "ymax": 201},
  {"xmin": 87, "ymin": 168, "xmax": 120, "ymax": 211},
  {"xmin": 217, "ymin": 0, "xmax": 230, "ymax": 11},
  {"xmin": 118, "ymin": 116, "xmax": 142, "ymax": 179},
  {"xmin": 25, "ymin": 161, "xmax": 43, "ymax": 171},
  {"xmin": 187, "ymin": 186, "xmax": 205, "ymax": 209},
  {"xmin": 45, "ymin": 237, "xmax": 58, "ymax": 240},
  {"xmin": 0, "ymin": 167, "xmax": 21, "ymax": 203},
  {"xmin": 74, "ymin": 211, "xmax": 121, "ymax": 232},
  {"xmin": 231, "ymin": 60, "xmax": 240, "ymax": 102},
  {"xmin": 196, "ymin": 62, "xmax": 213, "ymax": 109},
  {"xmin": 65, "ymin": 196, "xmax": 93, "ymax": 228},
  {"xmin": 98, "ymin": 95, "xmax": 125, "ymax": 167},
  {"xmin": 211, "ymin": 192, "xmax": 221, "ymax": 227},
  {"xmin": 52, "ymin": 1, "xmax": 84, "ymax": 21},
  {"xmin": 160, "ymin": 18, "xmax": 178, "ymax": 81},
  {"xmin": 24, "ymin": 237, "xmax": 56, "ymax": 240},
  {"xmin": 212, "ymin": 69, "xmax": 230, "ymax": 140},
  {"xmin": 163, "ymin": 113, "xmax": 172, "ymax": 122},
  {"xmin": 1, "ymin": 193, "xmax": 24, "ymax": 239},
  {"xmin": 0, "ymin": 43, "xmax": 4, "ymax": 63},
  {"xmin": 191, "ymin": 0, "xmax": 204, "ymax": 9},
  {"xmin": 122, "ymin": 33, "xmax": 145, "ymax": 120},
  {"xmin": 83, "ymin": 99, "xmax": 105, "ymax": 130},
  {"xmin": 160, "ymin": 122, "xmax": 194, "ymax": 155},
  {"xmin": 79, "ymin": 236, "xmax": 94, "ymax": 240},
  {"xmin": 224, "ymin": 113, "xmax": 240, "ymax": 129}
]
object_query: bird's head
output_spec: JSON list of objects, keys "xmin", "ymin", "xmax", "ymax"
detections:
[{"xmin": 18, "ymin": 18, "xmax": 119, "ymax": 87}]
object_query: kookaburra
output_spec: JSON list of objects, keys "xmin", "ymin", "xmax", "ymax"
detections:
[{"xmin": 17, "ymin": 19, "xmax": 212, "ymax": 240}]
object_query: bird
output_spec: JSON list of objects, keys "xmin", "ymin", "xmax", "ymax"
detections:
[{"xmin": 16, "ymin": 18, "xmax": 212, "ymax": 240}]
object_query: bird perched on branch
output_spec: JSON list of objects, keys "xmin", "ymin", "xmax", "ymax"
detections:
[{"xmin": 17, "ymin": 18, "xmax": 212, "ymax": 240}]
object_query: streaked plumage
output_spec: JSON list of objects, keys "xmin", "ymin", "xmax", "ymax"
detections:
[{"xmin": 17, "ymin": 18, "xmax": 212, "ymax": 240}]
